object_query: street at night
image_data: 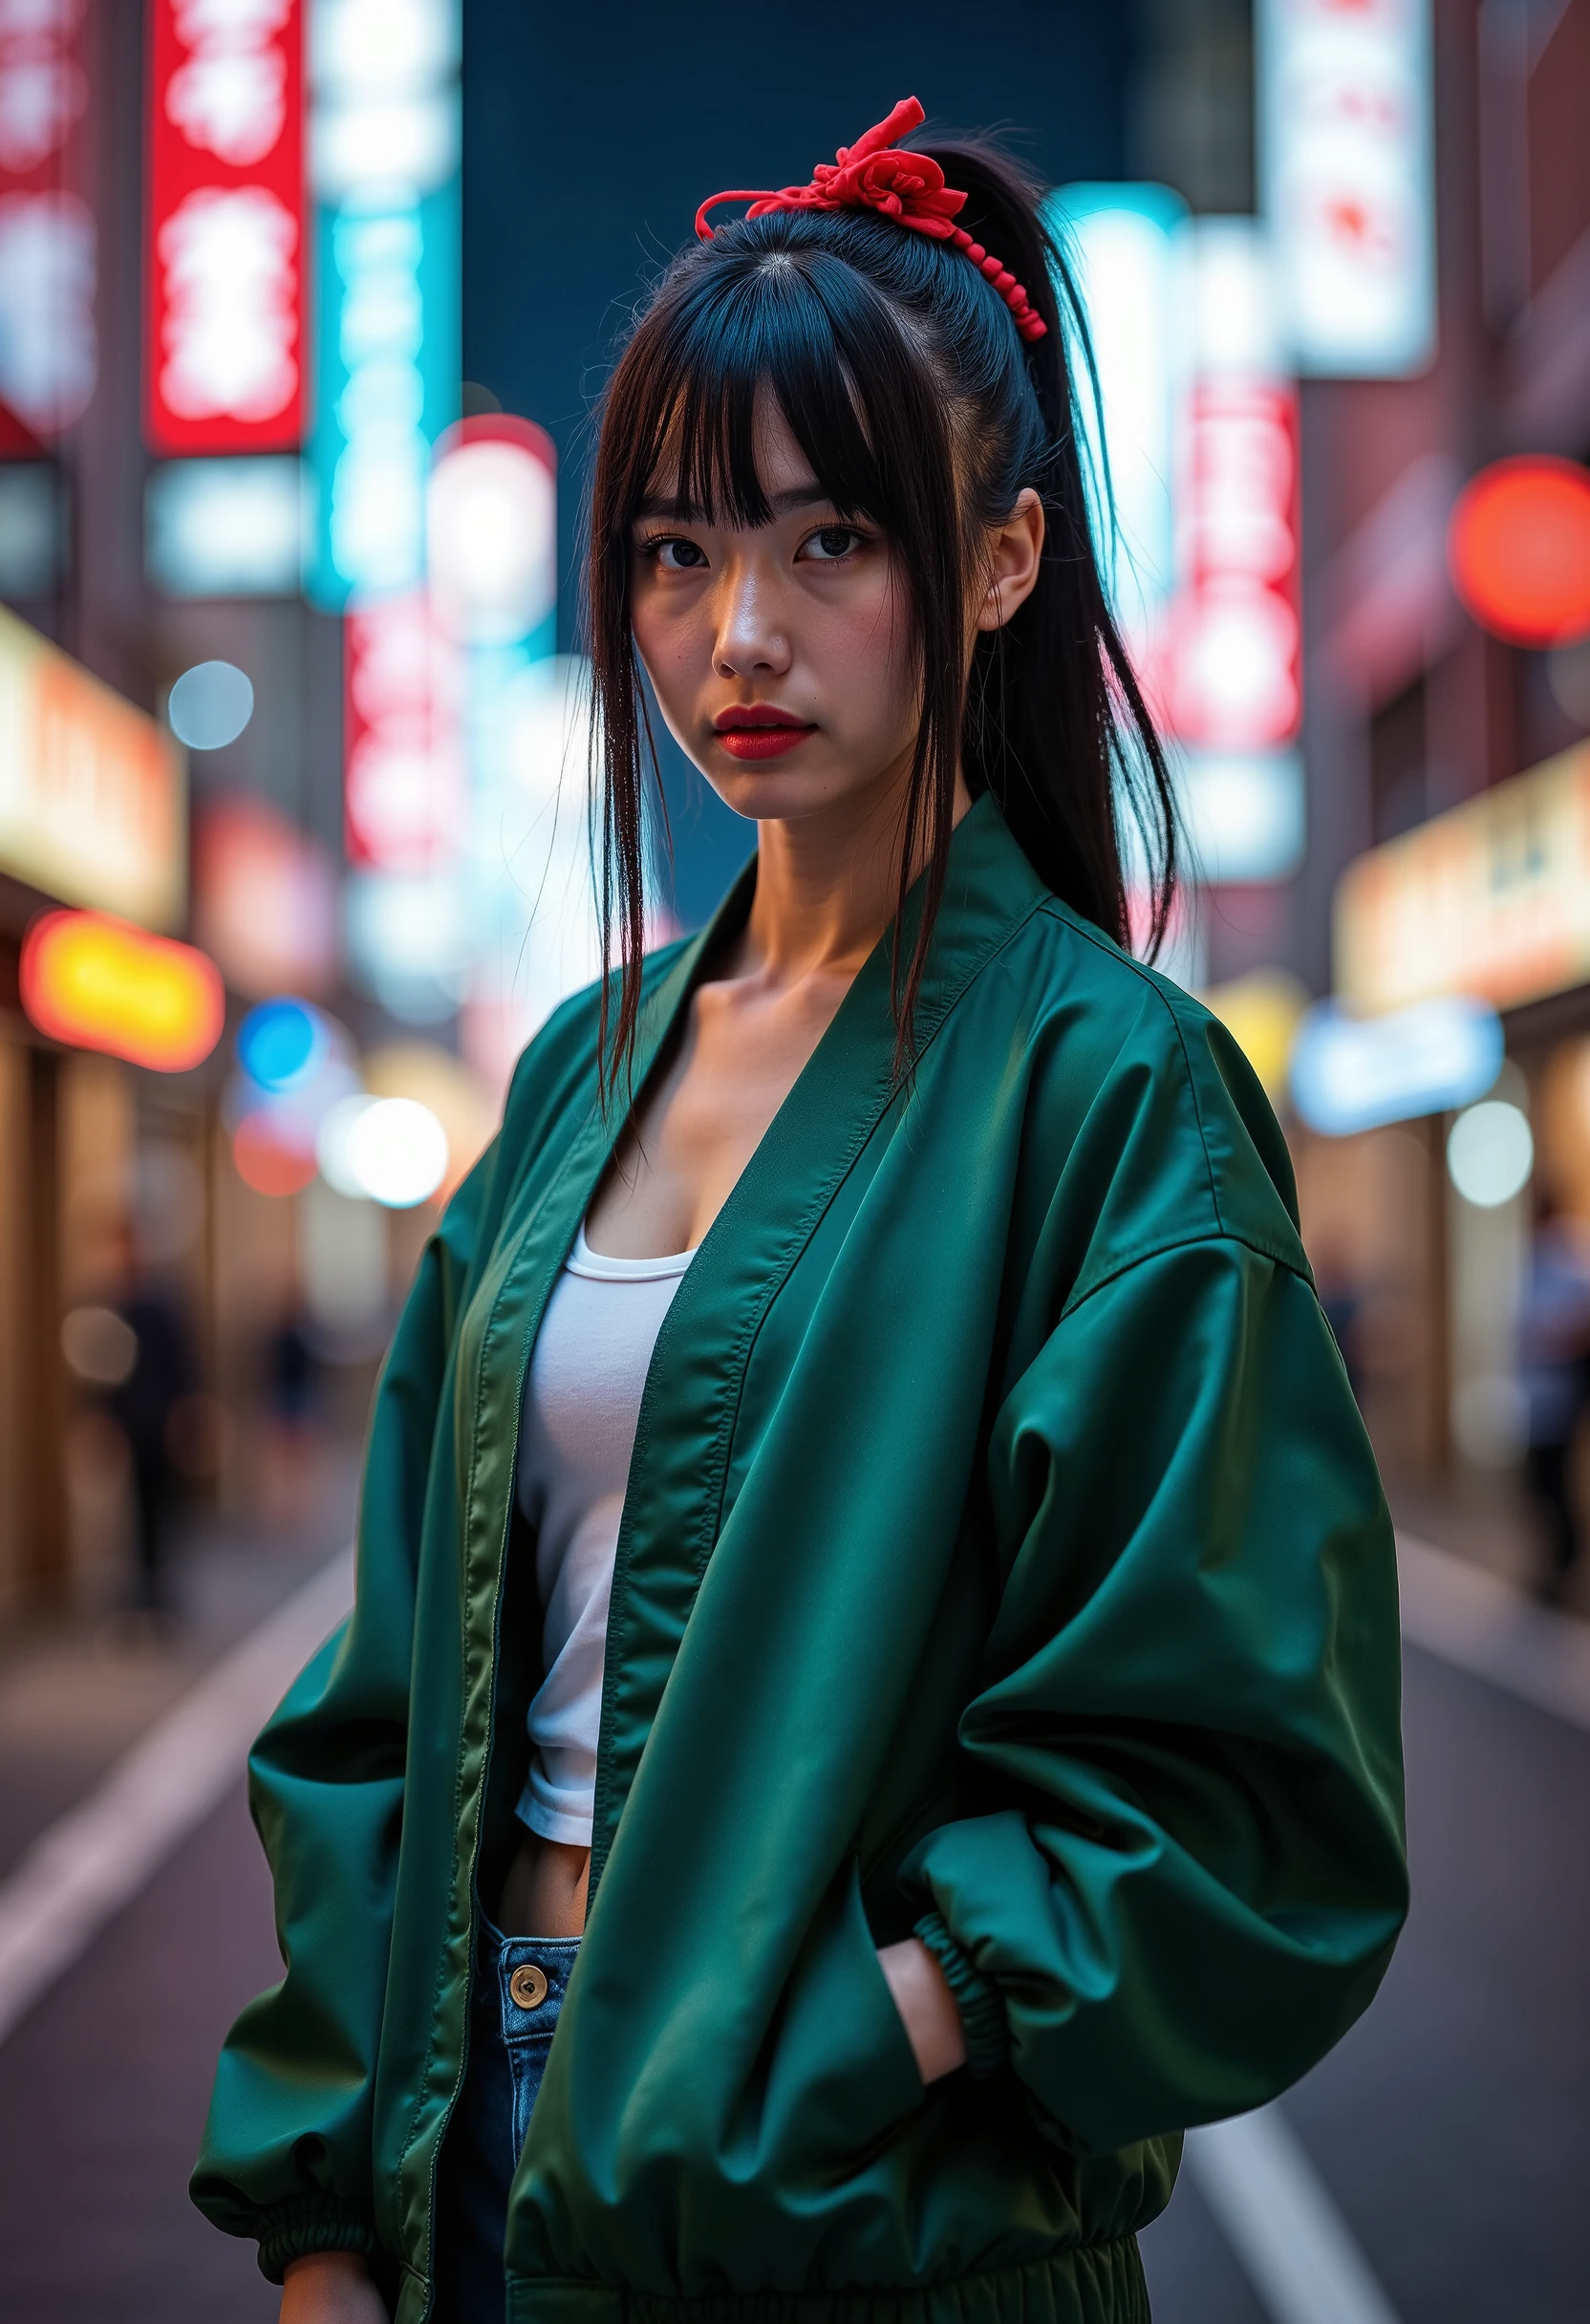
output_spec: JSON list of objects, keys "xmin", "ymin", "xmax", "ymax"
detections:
[{"xmin": 1, "ymin": 3, "xmax": 1589, "ymax": 2319}]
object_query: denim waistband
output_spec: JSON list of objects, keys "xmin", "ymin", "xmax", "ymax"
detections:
[
  {"xmin": 478, "ymin": 1914, "xmax": 580, "ymax": 2046},
  {"xmin": 434, "ymin": 1919, "xmax": 583, "ymax": 2319}
]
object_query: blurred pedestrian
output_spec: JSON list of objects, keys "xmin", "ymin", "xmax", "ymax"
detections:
[
  {"xmin": 101, "ymin": 1220, "xmax": 198, "ymax": 1618},
  {"xmin": 1312, "ymin": 1234, "xmax": 1366, "ymax": 1404},
  {"xmin": 194, "ymin": 99, "xmax": 1407, "ymax": 2324},
  {"xmin": 255, "ymin": 1299, "xmax": 327, "ymax": 1529},
  {"xmin": 1517, "ymin": 1189, "xmax": 1590, "ymax": 1603}
]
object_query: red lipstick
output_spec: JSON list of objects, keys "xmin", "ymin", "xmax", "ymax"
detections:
[{"xmin": 712, "ymin": 704, "xmax": 817, "ymax": 762}]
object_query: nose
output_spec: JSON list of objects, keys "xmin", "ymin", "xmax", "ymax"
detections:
[{"xmin": 712, "ymin": 555, "xmax": 791, "ymax": 679}]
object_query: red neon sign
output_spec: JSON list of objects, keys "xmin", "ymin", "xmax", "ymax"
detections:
[
  {"xmin": 0, "ymin": 5, "xmax": 96, "ymax": 441},
  {"xmin": 344, "ymin": 594, "xmax": 463, "ymax": 872},
  {"xmin": 1167, "ymin": 380, "xmax": 1301, "ymax": 752},
  {"xmin": 144, "ymin": 0, "xmax": 305, "ymax": 456}
]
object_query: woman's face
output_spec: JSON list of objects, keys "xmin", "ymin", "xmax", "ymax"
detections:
[{"xmin": 628, "ymin": 401, "xmax": 921, "ymax": 829}]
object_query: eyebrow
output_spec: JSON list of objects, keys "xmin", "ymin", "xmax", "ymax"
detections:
[{"xmin": 632, "ymin": 484, "xmax": 836, "ymax": 524}]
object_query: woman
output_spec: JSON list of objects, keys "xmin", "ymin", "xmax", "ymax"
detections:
[{"xmin": 194, "ymin": 102, "xmax": 1407, "ymax": 2324}]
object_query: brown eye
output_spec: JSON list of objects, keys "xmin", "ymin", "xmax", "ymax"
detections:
[
  {"xmin": 653, "ymin": 536, "xmax": 708, "ymax": 570},
  {"xmin": 804, "ymin": 525, "xmax": 863, "ymax": 562}
]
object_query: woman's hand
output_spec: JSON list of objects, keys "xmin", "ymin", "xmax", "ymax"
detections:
[
  {"xmin": 877, "ymin": 1937, "xmax": 967, "ymax": 2083},
  {"xmin": 280, "ymin": 2251, "xmax": 387, "ymax": 2323}
]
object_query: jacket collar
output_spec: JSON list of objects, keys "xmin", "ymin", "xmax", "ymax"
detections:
[{"xmin": 634, "ymin": 791, "xmax": 1050, "ymax": 1101}]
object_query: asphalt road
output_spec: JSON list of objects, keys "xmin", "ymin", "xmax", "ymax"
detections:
[{"xmin": 0, "ymin": 1603, "xmax": 1585, "ymax": 2321}]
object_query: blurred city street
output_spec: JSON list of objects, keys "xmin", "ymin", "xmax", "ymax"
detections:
[{"xmin": 0, "ymin": 0, "xmax": 1587, "ymax": 2316}]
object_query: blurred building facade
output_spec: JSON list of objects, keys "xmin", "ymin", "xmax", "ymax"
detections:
[
  {"xmin": 1128, "ymin": 1, "xmax": 1590, "ymax": 1526},
  {"xmin": 0, "ymin": 3, "xmax": 460, "ymax": 1624},
  {"xmin": 1289, "ymin": 0, "xmax": 1590, "ymax": 1500}
]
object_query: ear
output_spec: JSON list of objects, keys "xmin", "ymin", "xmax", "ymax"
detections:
[{"xmin": 974, "ymin": 487, "xmax": 1045, "ymax": 633}]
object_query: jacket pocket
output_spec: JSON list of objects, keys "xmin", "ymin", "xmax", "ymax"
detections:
[{"xmin": 747, "ymin": 1856, "xmax": 925, "ymax": 2182}]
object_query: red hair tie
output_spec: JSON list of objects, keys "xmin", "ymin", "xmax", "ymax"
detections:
[{"xmin": 695, "ymin": 97, "xmax": 1048, "ymax": 345}]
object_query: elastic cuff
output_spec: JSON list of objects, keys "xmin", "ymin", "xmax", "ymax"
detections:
[
  {"xmin": 913, "ymin": 1908, "xmax": 1011, "ymax": 2078},
  {"xmin": 255, "ymin": 2194, "xmax": 379, "ymax": 2285}
]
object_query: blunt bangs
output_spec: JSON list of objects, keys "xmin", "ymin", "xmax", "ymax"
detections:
[{"xmin": 612, "ymin": 232, "xmax": 956, "ymax": 564}]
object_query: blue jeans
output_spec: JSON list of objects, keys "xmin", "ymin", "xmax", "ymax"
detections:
[{"xmin": 432, "ymin": 1917, "xmax": 580, "ymax": 2323}]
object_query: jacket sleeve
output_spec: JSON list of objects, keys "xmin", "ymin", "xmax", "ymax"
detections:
[
  {"xmin": 190, "ymin": 1132, "xmax": 502, "ymax": 2281},
  {"xmin": 900, "ymin": 1232, "xmax": 1408, "ymax": 2152}
]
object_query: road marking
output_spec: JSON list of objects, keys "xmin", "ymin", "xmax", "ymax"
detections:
[
  {"xmin": 0, "ymin": 1547, "xmax": 354, "ymax": 2050},
  {"xmin": 1187, "ymin": 2104, "xmax": 1404, "ymax": 2324},
  {"xmin": 1397, "ymin": 1531, "xmax": 1590, "ymax": 1732}
]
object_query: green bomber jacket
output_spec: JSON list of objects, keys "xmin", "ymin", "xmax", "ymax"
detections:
[{"xmin": 193, "ymin": 799, "xmax": 1407, "ymax": 2324}]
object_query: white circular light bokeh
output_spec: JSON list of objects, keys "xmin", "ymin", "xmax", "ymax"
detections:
[
  {"xmin": 1447, "ymin": 1099, "xmax": 1534, "ymax": 1209},
  {"xmin": 168, "ymin": 659, "xmax": 255, "ymax": 750},
  {"xmin": 318, "ymin": 1093, "xmax": 448, "ymax": 1208}
]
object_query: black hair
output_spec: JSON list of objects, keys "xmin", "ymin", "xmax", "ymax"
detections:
[{"xmin": 585, "ymin": 130, "xmax": 1177, "ymax": 1087}]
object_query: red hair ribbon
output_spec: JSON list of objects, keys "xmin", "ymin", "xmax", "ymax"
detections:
[{"xmin": 695, "ymin": 97, "xmax": 1048, "ymax": 344}]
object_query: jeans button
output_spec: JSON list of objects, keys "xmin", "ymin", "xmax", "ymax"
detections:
[{"xmin": 509, "ymin": 1962, "xmax": 548, "ymax": 2012}]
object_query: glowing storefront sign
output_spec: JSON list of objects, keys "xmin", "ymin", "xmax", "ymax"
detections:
[
  {"xmin": 144, "ymin": 0, "xmax": 306, "ymax": 455},
  {"xmin": 1291, "ymin": 995, "xmax": 1503, "ymax": 1136},
  {"xmin": 0, "ymin": 0, "xmax": 95, "ymax": 437},
  {"xmin": 0, "ymin": 605, "xmax": 184, "ymax": 927},
  {"xmin": 1257, "ymin": 0, "xmax": 1435, "ymax": 379},
  {"xmin": 1335, "ymin": 741, "xmax": 1590, "ymax": 1017},
  {"xmin": 21, "ymin": 910, "xmax": 223, "ymax": 1072}
]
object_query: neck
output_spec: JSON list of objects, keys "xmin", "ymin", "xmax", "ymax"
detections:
[{"xmin": 733, "ymin": 760, "xmax": 974, "ymax": 988}]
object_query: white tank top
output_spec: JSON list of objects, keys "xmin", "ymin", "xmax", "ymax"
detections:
[{"xmin": 514, "ymin": 1220, "xmax": 696, "ymax": 1844}]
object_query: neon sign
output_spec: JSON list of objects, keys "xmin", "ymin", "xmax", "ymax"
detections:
[
  {"xmin": 0, "ymin": 0, "xmax": 95, "ymax": 437},
  {"xmin": 144, "ymin": 0, "xmax": 306, "ymax": 455},
  {"xmin": 304, "ymin": 0, "xmax": 459, "ymax": 609},
  {"xmin": 1165, "ymin": 221, "xmax": 1303, "ymax": 884},
  {"xmin": 1257, "ymin": 0, "xmax": 1435, "ymax": 378}
]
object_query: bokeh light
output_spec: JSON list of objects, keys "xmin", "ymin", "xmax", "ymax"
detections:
[
  {"xmin": 167, "ymin": 658, "xmax": 255, "ymax": 749},
  {"xmin": 1447, "ymin": 458, "xmax": 1590, "ymax": 648},
  {"xmin": 361, "ymin": 1041, "xmax": 497, "ymax": 1199},
  {"xmin": 427, "ymin": 420, "xmax": 557, "ymax": 645},
  {"xmin": 232, "ymin": 1111, "xmax": 319, "ymax": 1199},
  {"xmin": 317, "ymin": 1093, "xmax": 447, "ymax": 1208},
  {"xmin": 59, "ymin": 1305, "xmax": 139, "ymax": 1388},
  {"xmin": 236, "ymin": 998, "xmax": 327, "ymax": 1093},
  {"xmin": 1447, "ymin": 1099, "xmax": 1535, "ymax": 1208},
  {"xmin": 20, "ymin": 910, "xmax": 225, "ymax": 1073}
]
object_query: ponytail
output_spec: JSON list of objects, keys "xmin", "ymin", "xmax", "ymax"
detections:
[{"xmin": 924, "ymin": 140, "xmax": 1177, "ymax": 962}]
